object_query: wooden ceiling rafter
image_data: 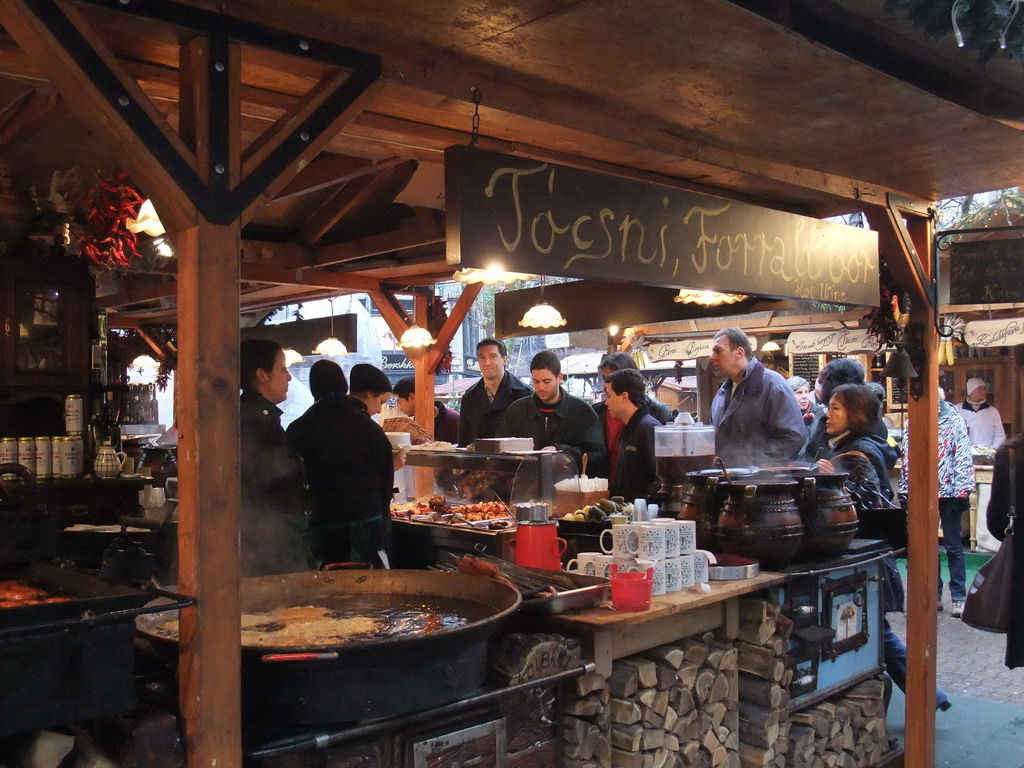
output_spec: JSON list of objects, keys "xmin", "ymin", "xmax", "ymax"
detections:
[
  {"xmin": 295, "ymin": 157, "xmax": 417, "ymax": 245},
  {"xmin": 308, "ymin": 206, "xmax": 445, "ymax": 268},
  {"xmin": 0, "ymin": 84, "xmax": 60, "ymax": 145},
  {"xmin": 272, "ymin": 153, "xmax": 403, "ymax": 201}
]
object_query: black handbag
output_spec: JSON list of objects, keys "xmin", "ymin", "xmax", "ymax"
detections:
[{"xmin": 962, "ymin": 448, "xmax": 1016, "ymax": 633}]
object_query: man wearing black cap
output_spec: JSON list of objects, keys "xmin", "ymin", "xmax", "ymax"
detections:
[{"xmin": 288, "ymin": 363, "xmax": 399, "ymax": 567}]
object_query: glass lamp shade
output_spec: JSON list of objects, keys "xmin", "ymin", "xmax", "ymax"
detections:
[
  {"xmin": 131, "ymin": 354, "xmax": 160, "ymax": 371},
  {"xmin": 398, "ymin": 325, "xmax": 437, "ymax": 349},
  {"xmin": 453, "ymin": 266, "xmax": 537, "ymax": 284},
  {"xmin": 673, "ymin": 289, "xmax": 747, "ymax": 306},
  {"xmin": 519, "ymin": 302, "xmax": 567, "ymax": 328},
  {"xmin": 760, "ymin": 341, "xmax": 781, "ymax": 352},
  {"xmin": 313, "ymin": 337, "xmax": 349, "ymax": 356},
  {"xmin": 125, "ymin": 199, "xmax": 166, "ymax": 237},
  {"xmin": 283, "ymin": 348, "xmax": 304, "ymax": 366}
]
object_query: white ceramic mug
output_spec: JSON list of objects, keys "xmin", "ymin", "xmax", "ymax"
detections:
[
  {"xmin": 638, "ymin": 522, "xmax": 668, "ymax": 561},
  {"xmin": 678, "ymin": 520, "xmax": 698, "ymax": 554},
  {"xmin": 614, "ymin": 556, "xmax": 640, "ymax": 573},
  {"xmin": 601, "ymin": 524, "xmax": 640, "ymax": 558},
  {"xmin": 677, "ymin": 554, "xmax": 696, "ymax": 588},
  {"xmin": 566, "ymin": 552, "xmax": 615, "ymax": 578},
  {"xmin": 693, "ymin": 549, "xmax": 717, "ymax": 584},
  {"xmin": 653, "ymin": 519, "xmax": 682, "ymax": 558},
  {"xmin": 664, "ymin": 556, "xmax": 683, "ymax": 592},
  {"xmin": 636, "ymin": 557, "xmax": 666, "ymax": 596}
]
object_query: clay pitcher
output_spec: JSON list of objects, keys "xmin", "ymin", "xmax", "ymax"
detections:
[
  {"xmin": 716, "ymin": 478, "xmax": 803, "ymax": 569},
  {"xmin": 798, "ymin": 473, "xmax": 859, "ymax": 557}
]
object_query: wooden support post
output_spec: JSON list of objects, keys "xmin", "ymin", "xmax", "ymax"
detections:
[
  {"xmin": 413, "ymin": 293, "xmax": 434, "ymax": 438},
  {"xmin": 903, "ymin": 216, "xmax": 939, "ymax": 768},
  {"xmin": 175, "ymin": 219, "xmax": 242, "ymax": 767},
  {"xmin": 428, "ymin": 283, "xmax": 482, "ymax": 373}
]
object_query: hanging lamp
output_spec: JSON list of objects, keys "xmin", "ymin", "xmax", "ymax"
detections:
[
  {"xmin": 313, "ymin": 297, "xmax": 349, "ymax": 356},
  {"xmin": 453, "ymin": 265, "xmax": 537, "ymax": 285},
  {"xmin": 398, "ymin": 325, "xmax": 437, "ymax": 349},
  {"xmin": 518, "ymin": 276, "xmax": 567, "ymax": 329},
  {"xmin": 130, "ymin": 354, "xmax": 160, "ymax": 371},
  {"xmin": 673, "ymin": 288, "xmax": 747, "ymax": 306},
  {"xmin": 283, "ymin": 348, "xmax": 304, "ymax": 366}
]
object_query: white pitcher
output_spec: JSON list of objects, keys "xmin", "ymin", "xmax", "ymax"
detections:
[{"xmin": 93, "ymin": 443, "xmax": 127, "ymax": 479}]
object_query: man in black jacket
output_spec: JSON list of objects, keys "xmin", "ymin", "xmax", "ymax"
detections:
[
  {"xmin": 457, "ymin": 337, "xmax": 532, "ymax": 446},
  {"xmin": 604, "ymin": 368, "xmax": 661, "ymax": 501},
  {"xmin": 498, "ymin": 350, "xmax": 605, "ymax": 471},
  {"xmin": 287, "ymin": 364, "xmax": 397, "ymax": 567}
]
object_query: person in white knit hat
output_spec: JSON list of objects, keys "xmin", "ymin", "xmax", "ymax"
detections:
[{"xmin": 957, "ymin": 377, "xmax": 1005, "ymax": 450}]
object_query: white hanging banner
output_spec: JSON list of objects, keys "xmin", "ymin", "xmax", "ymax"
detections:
[
  {"xmin": 646, "ymin": 336, "xmax": 758, "ymax": 362},
  {"xmin": 963, "ymin": 318, "xmax": 1024, "ymax": 347},
  {"xmin": 786, "ymin": 330, "xmax": 879, "ymax": 355}
]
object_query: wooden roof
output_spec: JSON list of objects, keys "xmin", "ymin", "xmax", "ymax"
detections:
[{"xmin": 3, "ymin": 0, "xmax": 1022, "ymax": 322}]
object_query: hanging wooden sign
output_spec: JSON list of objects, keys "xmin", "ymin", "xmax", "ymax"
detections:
[
  {"xmin": 445, "ymin": 146, "xmax": 880, "ymax": 306},
  {"xmin": 963, "ymin": 318, "xmax": 1024, "ymax": 347},
  {"xmin": 785, "ymin": 330, "xmax": 880, "ymax": 354},
  {"xmin": 646, "ymin": 337, "xmax": 759, "ymax": 361},
  {"xmin": 949, "ymin": 239, "xmax": 1024, "ymax": 304}
]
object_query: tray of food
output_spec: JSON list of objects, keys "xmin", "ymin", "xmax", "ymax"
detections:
[{"xmin": 440, "ymin": 554, "xmax": 609, "ymax": 615}]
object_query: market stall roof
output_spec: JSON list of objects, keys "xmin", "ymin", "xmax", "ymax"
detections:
[{"xmin": 3, "ymin": 0, "xmax": 1023, "ymax": 323}]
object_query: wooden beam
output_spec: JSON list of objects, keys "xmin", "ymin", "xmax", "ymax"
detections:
[
  {"xmin": 272, "ymin": 153, "xmax": 403, "ymax": 201},
  {"xmin": 240, "ymin": 75, "xmax": 385, "ymax": 225},
  {"xmin": 296, "ymin": 163, "xmax": 405, "ymax": 245},
  {"xmin": 413, "ymin": 293, "xmax": 434, "ymax": 439},
  {"xmin": 0, "ymin": 0, "xmax": 198, "ymax": 231},
  {"xmin": 0, "ymin": 85, "xmax": 59, "ymax": 145},
  {"xmin": 99, "ymin": 278, "xmax": 178, "ymax": 309},
  {"xmin": 428, "ymin": 283, "xmax": 482, "ymax": 373},
  {"xmin": 309, "ymin": 209, "xmax": 444, "ymax": 268},
  {"xmin": 240, "ymin": 262, "xmax": 379, "ymax": 293},
  {"xmin": 175, "ymin": 219, "xmax": 243, "ymax": 768},
  {"xmin": 902, "ymin": 217, "xmax": 939, "ymax": 768},
  {"xmin": 368, "ymin": 288, "xmax": 412, "ymax": 341}
]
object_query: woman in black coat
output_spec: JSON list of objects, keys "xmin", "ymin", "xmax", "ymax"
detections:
[{"xmin": 986, "ymin": 434, "xmax": 1024, "ymax": 669}]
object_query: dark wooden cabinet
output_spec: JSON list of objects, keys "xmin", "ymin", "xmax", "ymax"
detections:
[{"xmin": 1, "ymin": 258, "xmax": 90, "ymax": 391}]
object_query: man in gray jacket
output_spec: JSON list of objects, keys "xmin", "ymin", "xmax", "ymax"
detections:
[{"xmin": 709, "ymin": 328, "xmax": 805, "ymax": 466}]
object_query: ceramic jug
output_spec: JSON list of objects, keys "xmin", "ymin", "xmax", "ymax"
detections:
[{"xmin": 94, "ymin": 443, "xmax": 127, "ymax": 479}]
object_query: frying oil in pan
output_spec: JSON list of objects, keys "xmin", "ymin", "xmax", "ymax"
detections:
[{"xmin": 146, "ymin": 594, "xmax": 490, "ymax": 648}]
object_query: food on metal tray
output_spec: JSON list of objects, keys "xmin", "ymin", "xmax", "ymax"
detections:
[
  {"xmin": 448, "ymin": 500, "xmax": 510, "ymax": 523},
  {"xmin": 0, "ymin": 579, "xmax": 72, "ymax": 607}
]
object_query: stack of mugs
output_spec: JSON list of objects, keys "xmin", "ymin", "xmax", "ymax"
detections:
[{"xmin": 567, "ymin": 518, "xmax": 716, "ymax": 596}]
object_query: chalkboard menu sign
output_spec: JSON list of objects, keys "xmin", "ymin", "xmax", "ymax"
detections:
[
  {"xmin": 949, "ymin": 238, "xmax": 1024, "ymax": 304},
  {"xmin": 791, "ymin": 353, "xmax": 821, "ymax": 384},
  {"xmin": 445, "ymin": 146, "xmax": 881, "ymax": 307}
]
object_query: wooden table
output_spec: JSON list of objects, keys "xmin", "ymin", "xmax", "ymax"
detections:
[{"xmin": 545, "ymin": 572, "xmax": 785, "ymax": 675}]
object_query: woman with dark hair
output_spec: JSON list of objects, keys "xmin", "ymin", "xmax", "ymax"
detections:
[
  {"xmin": 801, "ymin": 359, "xmax": 888, "ymax": 461},
  {"xmin": 816, "ymin": 383, "xmax": 951, "ymax": 711},
  {"xmin": 986, "ymin": 433, "xmax": 1024, "ymax": 669},
  {"xmin": 239, "ymin": 339, "xmax": 311, "ymax": 576}
]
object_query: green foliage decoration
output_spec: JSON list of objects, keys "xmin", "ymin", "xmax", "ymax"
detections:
[{"xmin": 885, "ymin": 0, "xmax": 1024, "ymax": 64}]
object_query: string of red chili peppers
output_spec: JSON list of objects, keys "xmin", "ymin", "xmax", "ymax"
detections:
[{"xmin": 76, "ymin": 171, "xmax": 145, "ymax": 269}]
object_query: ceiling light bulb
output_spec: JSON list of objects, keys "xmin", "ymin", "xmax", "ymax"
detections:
[
  {"xmin": 283, "ymin": 348, "xmax": 304, "ymax": 366},
  {"xmin": 313, "ymin": 337, "xmax": 349, "ymax": 356},
  {"xmin": 519, "ymin": 302, "xmax": 567, "ymax": 329},
  {"xmin": 398, "ymin": 325, "xmax": 437, "ymax": 349},
  {"xmin": 609, "ymin": 325, "xmax": 619, "ymax": 336}
]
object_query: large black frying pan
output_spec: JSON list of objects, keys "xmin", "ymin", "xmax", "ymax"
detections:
[{"xmin": 137, "ymin": 568, "xmax": 521, "ymax": 724}]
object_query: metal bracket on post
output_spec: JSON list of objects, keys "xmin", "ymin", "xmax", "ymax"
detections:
[{"xmin": 886, "ymin": 194, "xmax": 936, "ymax": 309}]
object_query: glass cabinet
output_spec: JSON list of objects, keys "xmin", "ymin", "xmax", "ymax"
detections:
[{"xmin": 1, "ymin": 260, "xmax": 89, "ymax": 389}]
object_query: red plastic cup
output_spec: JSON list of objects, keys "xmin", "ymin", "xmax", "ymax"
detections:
[{"xmin": 609, "ymin": 564, "xmax": 653, "ymax": 611}]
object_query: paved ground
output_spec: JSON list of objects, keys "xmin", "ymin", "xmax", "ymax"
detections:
[{"xmin": 885, "ymin": 561, "xmax": 1024, "ymax": 768}]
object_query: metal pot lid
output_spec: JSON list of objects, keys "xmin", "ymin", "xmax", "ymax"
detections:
[
  {"xmin": 515, "ymin": 502, "xmax": 550, "ymax": 523},
  {"xmin": 707, "ymin": 554, "xmax": 760, "ymax": 580}
]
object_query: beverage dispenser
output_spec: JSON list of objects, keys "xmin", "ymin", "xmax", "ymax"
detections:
[{"xmin": 655, "ymin": 424, "xmax": 716, "ymax": 515}]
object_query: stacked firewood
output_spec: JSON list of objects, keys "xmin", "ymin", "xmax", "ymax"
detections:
[
  {"xmin": 786, "ymin": 680, "xmax": 889, "ymax": 768},
  {"xmin": 564, "ymin": 670, "xmax": 613, "ymax": 767},
  {"xmin": 734, "ymin": 599, "xmax": 795, "ymax": 768},
  {"xmin": 563, "ymin": 632, "xmax": 741, "ymax": 768}
]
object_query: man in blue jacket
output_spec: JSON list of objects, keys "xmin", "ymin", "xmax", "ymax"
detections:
[{"xmin": 709, "ymin": 327, "xmax": 804, "ymax": 466}]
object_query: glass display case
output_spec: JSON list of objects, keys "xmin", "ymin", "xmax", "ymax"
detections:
[
  {"xmin": 404, "ymin": 448, "xmax": 577, "ymax": 507},
  {"xmin": 391, "ymin": 449, "xmax": 578, "ymax": 568}
]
